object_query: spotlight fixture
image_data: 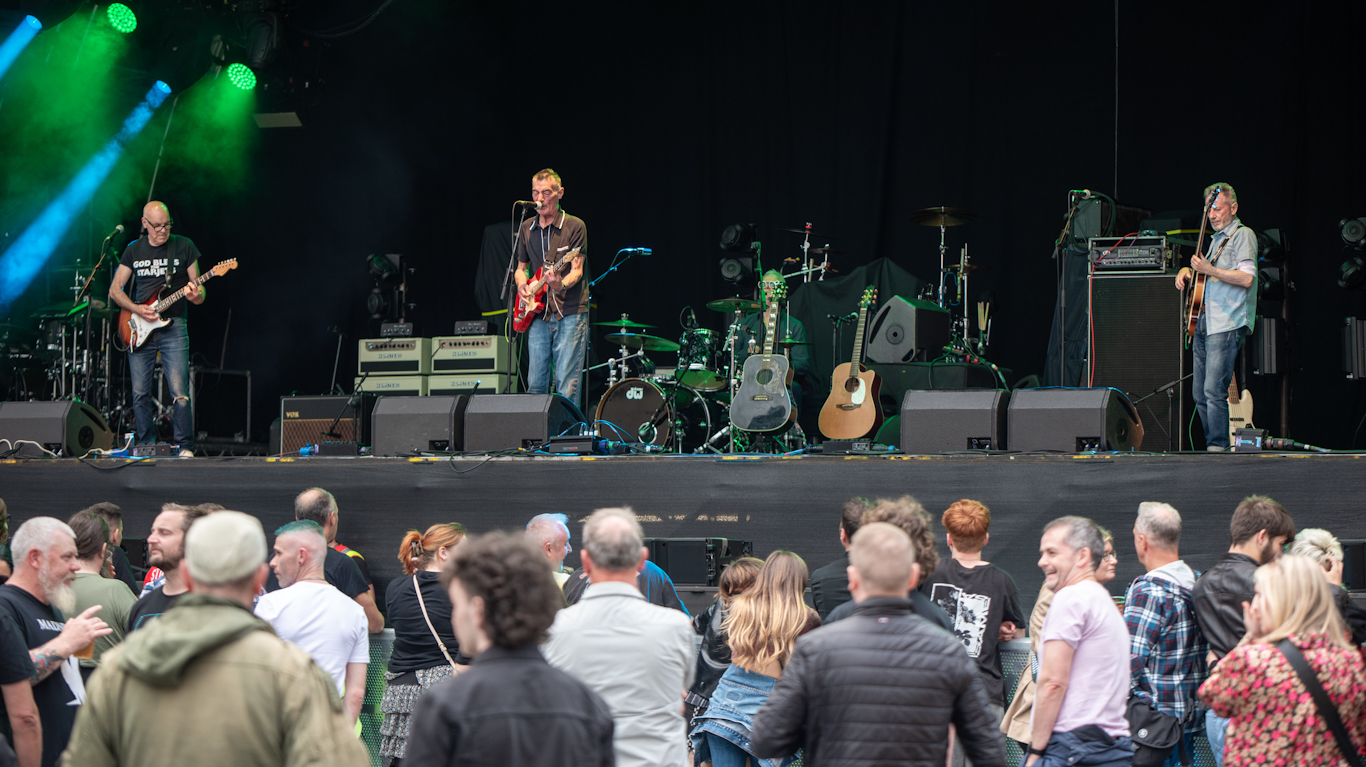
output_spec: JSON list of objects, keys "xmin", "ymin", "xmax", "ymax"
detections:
[
  {"xmin": 719, "ymin": 223, "xmax": 759, "ymax": 253},
  {"xmin": 1342, "ymin": 217, "xmax": 1366, "ymax": 250},
  {"xmin": 107, "ymin": 3, "xmax": 137, "ymax": 34},
  {"xmin": 366, "ymin": 254, "xmax": 406, "ymax": 321},
  {"xmin": 226, "ymin": 63, "xmax": 256, "ymax": 90}
]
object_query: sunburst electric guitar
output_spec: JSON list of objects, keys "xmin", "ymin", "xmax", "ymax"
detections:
[
  {"xmin": 818, "ymin": 286, "xmax": 883, "ymax": 439},
  {"xmin": 119, "ymin": 259, "xmax": 237, "ymax": 349}
]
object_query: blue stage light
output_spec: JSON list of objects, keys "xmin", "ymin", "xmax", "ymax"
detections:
[
  {"xmin": 0, "ymin": 82, "xmax": 173, "ymax": 308},
  {"xmin": 0, "ymin": 15, "xmax": 43, "ymax": 83}
]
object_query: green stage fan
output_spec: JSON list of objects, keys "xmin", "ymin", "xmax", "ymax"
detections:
[{"xmin": 107, "ymin": 3, "xmax": 137, "ymax": 34}]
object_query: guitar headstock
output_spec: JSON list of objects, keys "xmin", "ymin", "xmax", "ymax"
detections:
[
  {"xmin": 762, "ymin": 274, "xmax": 787, "ymax": 304},
  {"xmin": 859, "ymin": 285, "xmax": 877, "ymax": 309},
  {"xmin": 211, "ymin": 259, "xmax": 238, "ymax": 276},
  {"xmin": 1205, "ymin": 186, "xmax": 1222, "ymax": 208}
]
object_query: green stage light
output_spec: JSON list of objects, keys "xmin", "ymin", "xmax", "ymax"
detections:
[
  {"xmin": 107, "ymin": 4, "xmax": 137, "ymax": 34},
  {"xmin": 226, "ymin": 63, "xmax": 256, "ymax": 90}
]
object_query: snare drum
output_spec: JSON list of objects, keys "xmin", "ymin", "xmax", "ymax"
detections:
[{"xmin": 677, "ymin": 328, "xmax": 725, "ymax": 391}]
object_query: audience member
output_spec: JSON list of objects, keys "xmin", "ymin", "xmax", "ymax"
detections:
[
  {"xmin": 1289, "ymin": 527, "xmax": 1366, "ymax": 646},
  {"xmin": 127, "ymin": 504, "xmax": 208, "ymax": 632},
  {"xmin": 527, "ymin": 513, "xmax": 574, "ymax": 588},
  {"xmin": 380, "ymin": 523, "xmax": 470, "ymax": 763},
  {"xmin": 691, "ymin": 551, "xmax": 820, "ymax": 766},
  {"xmin": 1002, "ymin": 583, "xmax": 1055, "ymax": 747},
  {"xmin": 750, "ymin": 522, "xmax": 1005, "ymax": 766},
  {"xmin": 1124, "ymin": 503, "xmax": 1207, "ymax": 767},
  {"xmin": 0, "ymin": 518, "xmax": 111, "ymax": 767},
  {"xmin": 405, "ymin": 531, "xmax": 615, "ymax": 767},
  {"xmin": 562, "ymin": 557, "xmax": 690, "ymax": 615},
  {"xmin": 685, "ymin": 556, "xmax": 763, "ymax": 722},
  {"xmin": 544, "ymin": 507, "xmax": 694, "ymax": 767},
  {"xmin": 81, "ymin": 504, "xmax": 137, "ymax": 593},
  {"xmin": 808, "ymin": 497, "xmax": 872, "ymax": 620},
  {"xmin": 1191, "ymin": 495, "xmax": 1294, "ymax": 766},
  {"xmin": 0, "ymin": 608, "xmax": 37, "ymax": 767},
  {"xmin": 0, "ymin": 500, "xmax": 11, "ymax": 583},
  {"xmin": 1026, "ymin": 516, "xmax": 1131, "ymax": 767},
  {"xmin": 64, "ymin": 511, "xmax": 136, "ymax": 680},
  {"xmin": 61, "ymin": 511, "xmax": 369, "ymax": 767},
  {"xmin": 825, "ymin": 496, "xmax": 953, "ymax": 630},
  {"xmin": 255, "ymin": 521, "xmax": 368, "ymax": 725},
  {"xmin": 1198, "ymin": 555, "xmax": 1366, "ymax": 767},
  {"xmin": 1096, "ymin": 526, "xmax": 1118, "ymax": 586},
  {"xmin": 292, "ymin": 488, "xmax": 384, "ymax": 632},
  {"xmin": 137, "ymin": 503, "xmax": 222, "ymax": 597}
]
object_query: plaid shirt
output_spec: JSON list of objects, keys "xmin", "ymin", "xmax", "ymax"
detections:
[{"xmin": 1123, "ymin": 568, "xmax": 1209, "ymax": 732}]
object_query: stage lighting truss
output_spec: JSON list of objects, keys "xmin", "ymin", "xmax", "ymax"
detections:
[
  {"xmin": 226, "ymin": 62, "xmax": 256, "ymax": 90},
  {"xmin": 107, "ymin": 3, "xmax": 137, "ymax": 34}
]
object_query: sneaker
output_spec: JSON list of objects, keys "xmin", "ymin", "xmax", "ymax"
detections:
[
  {"xmin": 1206, "ymin": 445, "xmax": 1226, "ymax": 452},
  {"xmin": 178, "ymin": 448, "xmax": 195, "ymax": 458}
]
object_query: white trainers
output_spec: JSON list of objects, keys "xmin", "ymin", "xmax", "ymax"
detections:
[
  {"xmin": 178, "ymin": 449, "xmax": 194, "ymax": 458},
  {"xmin": 1206, "ymin": 445, "xmax": 1226, "ymax": 452}
]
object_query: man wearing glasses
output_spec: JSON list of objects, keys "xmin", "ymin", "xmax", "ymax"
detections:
[
  {"xmin": 515, "ymin": 168, "xmax": 589, "ymax": 410},
  {"xmin": 109, "ymin": 201, "xmax": 205, "ymax": 458}
]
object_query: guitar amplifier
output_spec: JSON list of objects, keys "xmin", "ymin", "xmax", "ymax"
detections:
[
  {"xmin": 355, "ymin": 376, "xmax": 427, "ymax": 397},
  {"xmin": 428, "ymin": 373, "xmax": 513, "ymax": 396},
  {"xmin": 357, "ymin": 338, "xmax": 431, "ymax": 375},
  {"xmin": 430, "ymin": 335, "xmax": 515, "ymax": 374},
  {"xmin": 279, "ymin": 395, "xmax": 375, "ymax": 454},
  {"xmin": 1088, "ymin": 236, "xmax": 1169, "ymax": 272}
]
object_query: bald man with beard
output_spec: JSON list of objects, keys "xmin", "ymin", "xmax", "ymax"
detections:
[{"xmin": 109, "ymin": 201, "xmax": 206, "ymax": 458}]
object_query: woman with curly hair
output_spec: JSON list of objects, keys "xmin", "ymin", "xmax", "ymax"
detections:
[
  {"xmin": 691, "ymin": 551, "xmax": 820, "ymax": 767},
  {"xmin": 379, "ymin": 523, "xmax": 468, "ymax": 764}
]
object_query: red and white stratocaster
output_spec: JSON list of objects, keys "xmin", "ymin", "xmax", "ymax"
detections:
[
  {"xmin": 512, "ymin": 247, "xmax": 581, "ymax": 333},
  {"xmin": 118, "ymin": 259, "xmax": 237, "ymax": 348}
]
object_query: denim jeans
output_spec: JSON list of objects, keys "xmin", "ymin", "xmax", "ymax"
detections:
[
  {"xmin": 1031, "ymin": 728, "xmax": 1133, "ymax": 767},
  {"xmin": 690, "ymin": 665, "xmax": 793, "ymax": 767},
  {"xmin": 1160, "ymin": 731, "xmax": 1197, "ymax": 767},
  {"xmin": 1204, "ymin": 711, "xmax": 1229, "ymax": 767},
  {"xmin": 1191, "ymin": 313, "xmax": 1244, "ymax": 449},
  {"xmin": 526, "ymin": 311, "xmax": 589, "ymax": 410},
  {"xmin": 129, "ymin": 320, "xmax": 193, "ymax": 448}
]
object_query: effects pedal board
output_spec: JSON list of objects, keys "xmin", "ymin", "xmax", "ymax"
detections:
[
  {"xmin": 358, "ymin": 338, "xmax": 431, "ymax": 376},
  {"xmin": 131, "ymin": 443, "xmax": 177, "ymax": 457}
]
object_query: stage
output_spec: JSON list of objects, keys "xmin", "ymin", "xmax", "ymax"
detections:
[{"xmin": 3, "ymin": 451, "xmax": 1361, "ymax": 606}]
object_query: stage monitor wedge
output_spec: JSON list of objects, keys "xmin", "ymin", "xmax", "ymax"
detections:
[
  {"xmin": 372, "ymin": 395, "xmax": 469, "ymax": 455},
  {"xmin": 866, "ymin": 296, "xmax": 952, "ymax": 364},
  {"xmin": 463, "ymin": 394, "xmax": 585, "ymax": 452},
  {"xmin": 0, "ymin": 401, "xmax": 114, "ymax": 457},
  {"xmin": 900, "ymin": 389, "xmax": 1009, "ymax": 453},
  {"xmin": 1007, "ymin": 388, "xmax": 1143, "ymax": 453}
]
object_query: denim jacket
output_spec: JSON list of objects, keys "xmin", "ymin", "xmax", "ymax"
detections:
[{"xmin": 690, "ymin": 664, "xmax": 795, "ymax": 767}]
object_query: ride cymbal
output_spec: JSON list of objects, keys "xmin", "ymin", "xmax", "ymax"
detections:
[
  {"xmin": 605, "ymin": 333, "xmax": 681, "ymax": 352},
  {"xmin": 705, "ymin": 297, "xmax": 762, "ymax": 313},
  {"xmin": 594, "ymin": 318, "xmax": 656, "ymax": 329},
  {"xmin": 910, "ymin": 207, "xmax": 977, "ymax": 227}
]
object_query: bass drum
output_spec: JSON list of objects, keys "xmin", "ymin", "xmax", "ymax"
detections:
[{"xmin": 594, "ymin": 378, "xmax": 718, "ymax": 452}]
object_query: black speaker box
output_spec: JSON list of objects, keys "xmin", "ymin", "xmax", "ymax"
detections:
[
  {"xmin": 900, "ymin": 389, "xmax": 1009, "ymax": 453},
  {"xmin": 371, "ymin": 395, "xmax": 469, "ymax": 455},
  {"xmin": 866, "ymin": 296, "xmax": 952, "ymax": 364},
  {"xmin": 1007, "ymin": 388, "xmax": 1143, "ymax": 453},
  {"xmin": 0, "ymin": 400, "xmax": 114, "ymax": 457},
  {"xmin": 462, "ymin": 394, "xmax": 585, "ymax": 452}
]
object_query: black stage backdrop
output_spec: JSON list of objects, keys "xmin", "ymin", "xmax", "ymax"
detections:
[{"xmin": 5, "ymin": 1, "xmax": 1366, "ymax": 447}]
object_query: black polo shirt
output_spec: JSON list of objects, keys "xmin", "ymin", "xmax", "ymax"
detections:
[{"xmin": 516, "ymin": 209, "xmax": 589, "ymax": 318}]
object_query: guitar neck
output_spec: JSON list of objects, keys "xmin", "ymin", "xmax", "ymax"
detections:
[
  {"xmin": 848, "ymin": 306, "xmax": 869, "ymax": 372},
  {"xmin": 761, "ymin": 301, "xmax": 779, "ymax": 356},
  {"xmin": 155, "ymin": 270, "xmax": 215, "ymax": 312},
  {"xmin": 528, "ymin": 249, "xmax": 579, "ymax": 294}
]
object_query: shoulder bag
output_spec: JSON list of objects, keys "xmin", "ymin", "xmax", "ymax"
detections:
[
  {"xmin": 414, "ymin": 575, "xmax": 461, "ymax": 673},
  {"xmin": 1276, "ymin": 638, "xmax": 1364, "ymax": 767}
]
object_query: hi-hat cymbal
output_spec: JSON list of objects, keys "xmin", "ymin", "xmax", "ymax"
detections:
[
  {"xmin": 605, "ymin": 332, "xmax": 681, "ymax": 352},
  {"xmin": 910, "ymin": 207, "xmax": 977, "ymax": 227},
  {"xmin": 594, "ymin": 318, "xmax": 655, "ymax": 329},
  {"xmin": 776, "ymin": 227, "xmax": 839, "ymax": 239},
  {"xmin": 809, "ymin": 246, "xmax": 843, "ymax": 255},
  {"xmin": 706, "ymin": 297, "xmax": 762, "ymax": 313}
]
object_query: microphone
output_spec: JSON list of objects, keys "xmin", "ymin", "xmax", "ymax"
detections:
[
  {"xmin": 1070, "ymin": 189, "xmax": 1094, "ymax": 200},
  {"xmin": 515, "ymin": 200, "xmax": 541, "ymax": 209},
  {"xmin": 104, "ymin": 224, "xmax": 124, "ymax": 239},
  {"xmin": 623, "ymin": 247, "xmax": 652, "ymax": 254}
]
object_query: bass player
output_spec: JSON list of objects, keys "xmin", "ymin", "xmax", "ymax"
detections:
[
  {"xmin": 515, "ymin": 168, "xmax": 589, "ymax": 409},
  {"xmin": 1173, "ymin": 183, "xmax": 1257, "ymax": 451},
  {"xmin": 109, "ymin": 200, "xmax": 205, "ymax": 457}
]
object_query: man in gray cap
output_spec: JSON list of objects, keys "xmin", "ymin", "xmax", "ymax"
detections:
[{"xmin": 60, "ymin": 511, "xmax": 368, "ymax": 767}]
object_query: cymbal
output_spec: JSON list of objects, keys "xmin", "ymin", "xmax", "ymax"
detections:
[
  {"xmin": 776, "ymin": 227, "xmax": 839, "ymax": 239},
  {"xmin": 706, "ymin": 297, "xmax": 762, "ymax": 313},
  {"xmin": 31, "ymin": 301, "xmax": 88, "ymax": 320},
  {"xmin": 910, "ymin": 207, "xmax": 977, "ymax": 227},
  {"xmin": 594, "ymin": 318, "xmax": 655, "ymax": 329},
  {"xmin": 605, "ymin": 333, "xmax": 681, "ymax": 352},
  {"xmin": 776, "ymin": 339, "xmax": 812, "ymax": 347},
  {"xmin": 809, "ymin": 246, "xmax": 843, "ymax": 255}
]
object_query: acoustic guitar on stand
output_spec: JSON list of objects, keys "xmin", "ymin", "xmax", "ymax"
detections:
[
  {"xmin": 119, "ymin": 259, "xmax": 237, "ymax": 349},
  {"xmin": 512, "ymin": 247, "xmax": 581, "ymax": 332},
  {"xmin": 818, "ymin": 286, "xmax": 883, "ymax": 439},
  {"xmin": 730, "ymin": 276, "xmax": 793, "ymax": 433}
]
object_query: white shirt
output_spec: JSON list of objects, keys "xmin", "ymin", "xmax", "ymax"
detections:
[
  {"xmin": 254, "ymin": 580, "xmax": 368, "ymax": 695},
  {"xmin": 543, "ymin": 581, "xmax": 695, "ymax": 767}
]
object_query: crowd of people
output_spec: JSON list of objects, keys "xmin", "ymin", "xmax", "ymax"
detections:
[{"xmin": 0, "ymin": 489, "xmax": 1358, "ymax": 767}]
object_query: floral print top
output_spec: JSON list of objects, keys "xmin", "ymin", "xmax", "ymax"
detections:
[{"xmin": 1198, "ymin": 632, "xmax": 1366, "ymax": 766}]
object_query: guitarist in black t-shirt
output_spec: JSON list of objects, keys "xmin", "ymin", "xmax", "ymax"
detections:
[{"xmin": 109, "ymin": 201, "xmax": 206, "ymax": 457}]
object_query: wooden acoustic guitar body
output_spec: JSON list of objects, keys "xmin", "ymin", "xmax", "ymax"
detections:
[{"xmin": 818, "ymin": 362, "xmax": 883, "ymax": 439}]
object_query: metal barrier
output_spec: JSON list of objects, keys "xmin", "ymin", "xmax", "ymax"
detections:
[{"xmin": 362, "ymin": 629, "xmax": 396, "ymax": 767}]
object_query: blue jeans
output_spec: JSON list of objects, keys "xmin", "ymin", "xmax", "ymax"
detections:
[
  {"xmin": 1191, "ymin": 313, "xmax": 1244, "ymax": 449},
  {"xmin": 1160, "ymin": 731, "xmax": 1197, "ymax": 767},
  {"xmin": 129, "ymin": 320, "xmax": 193, "ymax": 448},
  {"xmin": 526, "ymin": 312, "xmax": 589, "ymax": 410},
  {"xmin": 691, "ymin": 665, "xmax": 793, "ymax": 767},
  {"xmin": 1032, "ymin": 729, "xmax": 1133, "ymax": 767},
  {"xmin": 1204, "ymin": 711, "xmax": 1229, "ymax": 767}
]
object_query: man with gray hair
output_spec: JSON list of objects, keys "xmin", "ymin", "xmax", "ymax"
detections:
[
  {"xmin": 0, "ymin": 518, "xmax": 111, "ymax": 767},
  {"xmin": 1124, "ymin": 503, "xmax": 1207, "ymax": 767},
  {"xmin": 526, "ymin": 513, "xmax": 573, "ymax": 588},
  {"xmin": 290, "ymin": 488, "xmax": 382, "ymax": 633},
  {"xmin": 543, "ymin": 507, "xmax": 694, "ymax": 767},
  {"xmin": 1025, "ymin": 517, "xmax": 1131, "ymax": 767},
  {"xmin": 62, "ymin": 511, "xmax": 368, "ymax": 767}
]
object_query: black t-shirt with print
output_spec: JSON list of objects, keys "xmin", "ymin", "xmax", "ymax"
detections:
[
  {"xmin": 919, "ymin": 559, "xmax": 1025, "ymax": 704},
  {"xmin": 127, "ymin": 585, "xmax": 185, "ymax": 633},
  {"xmin": 0, "ymin": 585, "xmax": 77, "ymax": 767},
  {"xmin": 118, "ymin": 235, "xmax": 202, "ymax": 319}
]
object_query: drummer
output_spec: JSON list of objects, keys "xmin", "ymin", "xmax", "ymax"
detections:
[{"xmin": 735, "ymin": 270, "xmax": 814, "ymax": 415}]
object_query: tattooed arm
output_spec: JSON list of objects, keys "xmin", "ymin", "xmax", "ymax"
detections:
[
  {"xmin": 26, "ymin": 647, "xmax": 64, "ymax": 684},
  {"xmin": 26, "ymin": 605, "xmax": 111, "ymax": 683}
]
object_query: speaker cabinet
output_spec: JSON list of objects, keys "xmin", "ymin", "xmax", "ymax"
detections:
[
  {"xmin": 279, "ymin": 395, "xmax": 376, "ymax": 455},
  {"xmin": 1007, "ymin": 388, "xmax": 1143, "ymax": 453},
  {"xmin": 462, "ymin": 394, "xmax": 585, "ymax": 452},
  {"xmin": 371, "ymin": 395, "xmax": 468, "ymax": 456},
  {"xmin": 900, "ymin": 389, "xmax": 1009, "ymax": 453},
  {"xmin": 1089, "ymin": 274, "xmax": 1189, "ymax": 451},
  {"xmin": 0, "ymin": 401, "xmax": 113, "ymax": 457},
  {"xmin": 866, "ymin": 297, "xmax": 952, "ymax": 364}
]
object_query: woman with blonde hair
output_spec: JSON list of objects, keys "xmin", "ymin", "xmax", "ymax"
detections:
[
  {"xmin": 380, "ymin": 523, "xmax": 468, "ymax": 764},
  {"xmin": 1198, "ymin": 554, "xmax": 1366, "ymax": 767},
  {"xmin": 691, "ymin": 551, "xmax": 820, "ymax": 767}
]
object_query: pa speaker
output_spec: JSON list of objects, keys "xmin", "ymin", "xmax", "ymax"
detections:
[
  {"xmin": 900, "ymin": 389, "xmax": 1009, "ymax": 453},
  {"xmin": 866, "ymin": 296, "xmax": 952, "ymax": 364},
  {"xmin": 372, "ymin": 395, "xmax": 469, "ymax": 456},
  {"xmin": 463, "ymin": 394, "xmax": 585, "ymax": 452},
  {"xmin": 0, "ymin": 401, "xmax": 114, "ymax": 457},
  {"xmin": 1007, "ymin": 388, "xmax": 1143, "ymax": 453}
]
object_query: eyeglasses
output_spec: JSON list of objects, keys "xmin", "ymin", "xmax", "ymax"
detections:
[
  {"xmin": 530, "ymin": 189, "xmax": 559, "ymax": 198},
  {"xmin": 144, "ymin": 220, "xmax": 173, "ymax": 232},
  {"xmin": 1104, "ymin": 551, "xmax": 1118, "ymax": 563}
]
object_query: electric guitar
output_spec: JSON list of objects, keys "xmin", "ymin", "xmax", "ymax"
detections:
[
  {"xmin": 818, "ymin": 286, "xmax": 884, "ymax": 439},
  {"xmin": 512, "ymin": 247, "xmax": 581, "ymax": 332},
  {"xmin": 1227, "ymin": 375, "xmax": 1254, "ymax": 444},
  {"xmin": 1183, "ymin": 187, "xmax": 1222, "ymax": 343},
  {"xmin": 730, "ymin": 277, "xmax": 793, "ymax": 433},
  {"xmin": 119, "ymin": 259, "xmax": 237, "ymax": 349}
]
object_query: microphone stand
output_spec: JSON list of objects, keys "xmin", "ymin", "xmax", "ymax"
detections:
[
  {"xmin": 328, "ymin": 326, "xmax": 345, "ymax": 395},
  {"xmin": 323, "ymin": 372, "xmax": 369, "ymax": 441}
]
